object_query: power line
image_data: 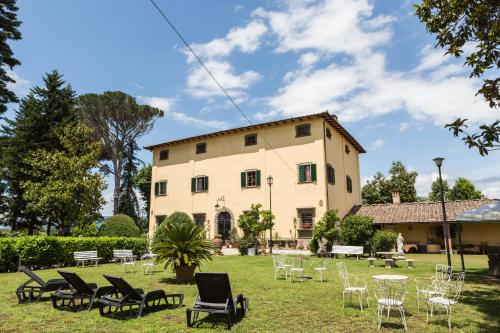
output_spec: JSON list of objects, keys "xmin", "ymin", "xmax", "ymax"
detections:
[{"xmin": 148, "ymin": 0, "xmax": 297, "ymax": 175}]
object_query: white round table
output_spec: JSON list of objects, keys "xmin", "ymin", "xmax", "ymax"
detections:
[{"xmin": 373, "ymin": 274, "xmax": 408, "ymax": 280}]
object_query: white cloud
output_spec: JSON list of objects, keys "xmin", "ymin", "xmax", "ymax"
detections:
[
  {"xmin": 234, "ymin": 4, "xmax": 244, "ymax": 12},
  {"xmin": 183, "ymin": 20, "xmax": 267, "ymax": 98},
  {"xmin": 480, "ymin": 182, "xmax": 500, "ymax": 199},
  {"xmin": 255, "ymin": 1, "xmax": 494, "ymax": 127},
  {"xmin": 371, "ymin": 139, "xmax": 384, "ymax": 149},
  {"xmin": 398, "ymin": 122, "xmax": 409, "ymax": 132},
  {"xmin": 254, "ymin": 0, "xmax": 393, "ymax": 54},
  {"xmin": 7, "ymin": 71, "xmax": 30, "ymax": 97},
  {"xmin": 415, "ymin": 172, "xmax": 448, "ymax": 197},
  {"xmin": 169, "ymin": 111, "xmax": 229, "ymax": 129},
  {"xmin": 186, "ymin": 60, "xmax": 261, "ymax": 99},
  {"xmin": 137, "ymin": 96, "xmax": 175, "ymax": 111}
]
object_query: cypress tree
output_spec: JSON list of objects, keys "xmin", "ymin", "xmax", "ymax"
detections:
[
  {"xmin": 0, "ymin": 0, "xmax": 22, "ymax": 114},
  {"xmin": 118, "ymin": 140, "xmax": 140, "ymax": 222},
  {"xmin": 0, "ymin": 70, "xmax": 77, "ymax": 233}
]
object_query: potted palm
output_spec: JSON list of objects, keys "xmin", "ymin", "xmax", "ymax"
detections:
[{"xmin": 153, "ymin": 219, "xmax": 213, "ymax": 283}]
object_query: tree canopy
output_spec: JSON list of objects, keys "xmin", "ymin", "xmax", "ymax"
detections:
[
  {"xmin": 362, "ymin": 161, "xmax": 418, "ymax": 204},
  {"xmin": 415, "ymin": 0, "xmax": 499, "ymax": 155},
  {"xmin": 0, "ymin": 0, "xmax": 22, "ymax": 114},
  {"xmin": 78, "ymin": 91, "xmax": 163, "ymax": 214},
  {"xmin": 428, "ymin": 178, "xmax": 449, "ymax": 201},
  {"xmin": 118, "ymin": 140, "xmax": 141, "ymax": 222},
  {"xmin": 21, "ymin": 124, "xmax": 106, "ymax": 235},
  {"xmin": 134, "ymin": 164, "xmax": 152, "ymax": 221},
  {"xmin": 448, "ymin": 177, "xmax": 483, "ymax": 200}
]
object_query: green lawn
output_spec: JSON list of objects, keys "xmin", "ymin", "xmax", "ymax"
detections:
[{"xmin": 0, "ymin": 254, "xmax": 498, "ymax": 332}]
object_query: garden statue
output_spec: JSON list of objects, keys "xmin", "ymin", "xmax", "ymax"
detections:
[{"xmin": 397, "ymin": 233, "xmax": 404, "ymax": 255}]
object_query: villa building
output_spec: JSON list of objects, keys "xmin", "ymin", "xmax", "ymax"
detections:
[{"xmin": 145, "ymin": 112, "xmax": 365, "ymax": 244}]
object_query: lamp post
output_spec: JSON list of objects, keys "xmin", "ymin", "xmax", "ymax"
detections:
[
  {"xmin": 433, "ymin": 157, "xmax": 452, "ymax": 268},
  {"xmin": 267, "ymin": 175, "xmax": 273, "ymax": 254}
]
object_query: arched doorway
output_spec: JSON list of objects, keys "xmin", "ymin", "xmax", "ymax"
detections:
[{"xmin": 217, "ymin": 211, "xmax": 231, "ymax": 240}]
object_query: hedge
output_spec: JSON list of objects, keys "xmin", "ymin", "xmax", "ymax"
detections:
[
  {"xmin": 99, "ymin": 214, "xmax": 141, "ymax": 237},
  {"xmin": 0, "ymin": 236, "xmax": 148, "ymax": 272}
]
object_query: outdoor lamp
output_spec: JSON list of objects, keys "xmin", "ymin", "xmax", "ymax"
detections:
[
  {"xmin": 433, "ymin": 157, "xmax": 444, "ymax": 167},
  {"xmin": 267, "ymin": 175, "xmax": 274, "ymax": 185},
  {"xmin": 214, "ymin": 203, "xmax": 220, "ymax": 212}
]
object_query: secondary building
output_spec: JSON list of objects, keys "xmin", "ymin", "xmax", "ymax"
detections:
[{"xmin": 145, "ymin": 112, "xmax": 365, "ymax": 246}]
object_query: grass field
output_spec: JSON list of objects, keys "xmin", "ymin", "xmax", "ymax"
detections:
[{"xmin": 0, "ymin": 254, "xmax": 498, "ymax": 332}]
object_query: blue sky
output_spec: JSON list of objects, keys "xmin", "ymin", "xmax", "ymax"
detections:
[{"xmin": 6, "ymin": 0, "xmax": 500, "ymax": 215}]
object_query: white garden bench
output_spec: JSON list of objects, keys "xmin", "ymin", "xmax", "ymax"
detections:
[
  {"xmin": 330, "ymin": 245, "xmax": 364, "ymax": 260},
  {"xmin": 113, "ymin": 249, "xmax": 135, "ymax": 263},
  {"xmin": 74, "ymin": 251, "xmax": 101, "ymax": 267}
]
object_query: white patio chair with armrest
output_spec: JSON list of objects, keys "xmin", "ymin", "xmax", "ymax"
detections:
[
  {"xmin": 272, "ymin": 255, "xmax": 288, "ymax": 280},
  {"xmin": 373, "ymin": 277, "xmax": 408, "ymax": 331},
  {"xmin": 426, "ymin": 272, "xmax": 465, "ymax": 331},
  {"xmin": 415, "ymin": 264, "xmax": 453, "ymax": 312},
  {"xmin": 336, "ymin": 262, "xmax": 369, "ymax": 310}
]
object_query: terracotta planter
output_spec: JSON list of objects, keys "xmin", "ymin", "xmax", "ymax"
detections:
[
  {"xmin": 175, "ymin": 265, "xmax": 197, "ymax": 283},
  {"xmin": 212, "ymin": 237, "xmax": 223, "ymax": 249}
]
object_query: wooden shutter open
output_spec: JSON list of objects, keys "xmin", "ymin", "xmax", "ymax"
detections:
[
  {"xmin": 256, "ymin": 170, "xmax": 261, "ymax": 186},
  {"xmin": 154, "ymin": 182, "xmax": 159, "ymax": 196},
  {"xmin": 191, "ymin": 178, "xmax": 196, "ymax": 192},
  {"xmin": 204, "ymin": 176, "xmax": 209, "ymax": 191},
  {"xmin": 311, "ymin": 164, "xmax": 317, "ymax": 182},
  {"xmin": 298, "ymin": 165, "xmax": 306, "ymax": 183},
  {"xmin": 241, "ymin": 172, "xmax": 246, "ymax": 188}
]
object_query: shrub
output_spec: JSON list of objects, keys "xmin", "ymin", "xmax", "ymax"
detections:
[
  {"xmin": 99, "ymin": 214, "xmax": 140, "ymax": 237},
  {"xmin": 0, "ymin": 236, "xmax": 147, "ymax": 272},
  {"xmin": 152, "ymin": 219, "xmax": 213, "ymax": 272},
  {"xmin": 339, "ymin": 215, "xmax": 375, "ymax": 253},
  {"xmin": 237, "ymin": 204, "xmax": 274, "ymax": 254},
  {"xmin": 311, "ymin": 209, "xmax": 340, "ymax": 254},
  {"xmin": 152, "ymin": 212, "xmax": 193, "ymax": 246},
  {"xmin": 370, "ymin": 230, "xmax": 397, "ymax": 253},
  {"xmin": 71, "ymin": 222, "xmax": 98, "ymax": 237}
]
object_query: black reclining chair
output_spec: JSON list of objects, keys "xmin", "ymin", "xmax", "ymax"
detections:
[
  {"xmin": 16, "ymin": 266, "xmax": 70, "ymax": 303},
  {"xmin": 97, "ymin": 274, "xmax": 184, "ymax": 318},
  {"xmin": 51, "ymin": 271, "xmax": 115, "ymax": 311},
  {"xmin": 187, "ymin": 273, "xmax": 248, "ymax": 329}
]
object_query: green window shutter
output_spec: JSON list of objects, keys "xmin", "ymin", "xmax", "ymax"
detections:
[
  {"xmin": 241, "ymin": 172, "xmax": 246, "ymax": 188},
  {"xmin": 311, "ymin": 164, "xmax": 317, "ymax": 182},
  {"xmin": 191, "ymin": 178, "xmax": 196, "ymax": 192},
  {"xmin": 256, "ymin": 170, "xmax": 261, "ymax": 186},
  {"xmin": 154, "ymin": 182, "xmax": 159, "ymax": 196},
  {"xmin": 164, "ymin": 181, "xmax": 167, "ymax": 195},
  {"xmin": 298, "ymin": 165, "xmax": 305, "ymax": 183},
  {"xmin": 204, "ymin": 176, "xmax": 209, "ymax": 191},
  {"xmin": 332, "ymin": 167, "xmax": 336, "ymax": 184}
]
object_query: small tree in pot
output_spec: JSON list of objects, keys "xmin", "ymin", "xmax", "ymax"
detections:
[
  {"xmin": 153, "ymin": 217, "xmax": 213, "ymax": 283},
  {"xmin": 237, "ymin": 204, "xmax": 274, "ymax": 255}
]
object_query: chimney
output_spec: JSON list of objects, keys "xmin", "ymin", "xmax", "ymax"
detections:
[{"xmin": 392, "ymin": 190, "xmax": 401, "ymax": 204}]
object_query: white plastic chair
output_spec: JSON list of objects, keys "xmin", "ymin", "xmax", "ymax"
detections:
[
  {"xmin": 336, "ymin": 262, "xmax": 369, "ymax": 310},
  {"xmin": 272, "ymin": 254, "xmax": 288, "ymax": 280},
  {"xmin": 374, "ymin": 277, "xmax": 408, "ymax": 331},
  {"xmin": 426, "ymin": 272, "xmax": 465, "ymax": 331}
]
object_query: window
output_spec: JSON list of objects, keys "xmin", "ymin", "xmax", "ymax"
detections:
[
  {"xmin": 346, "ymin": 175, "xmax": 353, "ymax": 193},
  {"xmin": 191, "ymin": 176, "xmax": 209, "ymax": 192},
  {"xmin": 196, "ymin": 142, "xmax": 207, "ymax": 154},
  {"xmin": 154, "ymin": 180, "xmax": 167, "ymax": 196},
  {"xmin": 244, "ymin": 134, "xmax": 257, "ymax": 146},
  {"xmin": 345, "ymin": 144, "xmax": 351, "ymax": 154},
  {"xmin": 298, "ymin": 163, "xmax": 317, "ymax": 183},
  {"xmin": 193, "ymin": 213, "xmax": 206, "ymax": 228},
  {"xmin": 325, "ymin": 128, "xmax": 332, "ymax": 139},
  {"xmin": 327, "ymin": 164, "xmax": 335, "ymax": 185},
  {"xmin": 298, "ymin": 208, "xmax": 315, "ymax": 229},
  {"xmin": 155, "ymin": 215, "xmax": 166, "ymax": 228},
  {"xmin": 295, "ymin": 123, "xmax": 311, "ymax": 137},
  {"xmin": 241, "ymin": 170, "xmax": 261, "ymax": 188},
  {"xmin": 159, "ymin": 149, "xmax": 169, "ymax": 160}
]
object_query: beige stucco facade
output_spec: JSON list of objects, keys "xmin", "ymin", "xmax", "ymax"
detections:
[{"xmin": 147, "ymin": 113, "xmax": 364, "ymax": 244}]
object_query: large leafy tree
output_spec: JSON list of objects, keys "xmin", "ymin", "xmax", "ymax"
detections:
[
  {"xmin": 429, "ymin": 178, "xmax": 450, "ymax": 201},
  {"xmin": 362, "ymin": 161, "xmax": 418, "ymax": 204},
  {"xmin": 448, "ymin": 177, "xmax": 483, "ymax": 200},
  {"xmin": 118, "ymin": 140, "xmax": 140, "ymax": 221},
  {"xmin": 0, "ymin": 71, "xmax": 77, "ymax": 232},
  {"xmin": 0, "ymin": 0, "xmax": 22, "ymax": 114},
  {"xmin": 415, "ymin": 1, "xmax": 499, "ymax": 155},
  {"xmin": 78, "ymin": 91, "xmax": 163, "ymax": 215},
  {"xmin": 134, "ymin": 164, "xmax": 152, "ymax": 221},
  {"xmin": 21, "ymin": 124, "xmax": 106, "ymax": 235}
]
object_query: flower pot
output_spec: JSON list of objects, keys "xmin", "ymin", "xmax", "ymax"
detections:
[
  {"xmin": 175, "ymin": 265, "xmax": 197, "ymax": 283},
  {"xmin": 212, "ymin": 237, "xmax": 223, "ymax": 249}
]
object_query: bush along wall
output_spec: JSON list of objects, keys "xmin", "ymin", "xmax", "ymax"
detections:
[{"xmin": 0, "ymin": 236, "xmax": 148, "ymax": 272}]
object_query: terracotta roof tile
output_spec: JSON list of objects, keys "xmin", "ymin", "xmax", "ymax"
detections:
[{"xmin": 350, "ymin": 199, "xmax": 497, "ymax": 224}]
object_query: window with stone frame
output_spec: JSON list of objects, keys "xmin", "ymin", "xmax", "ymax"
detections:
[{"xmin": 193, "ymin": 213, "xmax": 206, "ymax": 228}]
